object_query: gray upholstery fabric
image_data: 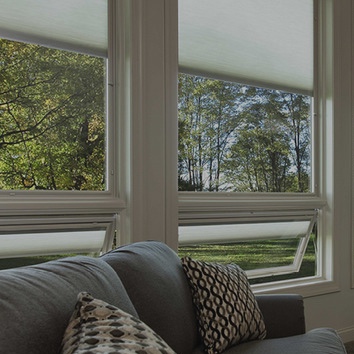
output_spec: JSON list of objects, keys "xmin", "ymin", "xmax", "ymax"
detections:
[
  {"xmin": 0, "ymin": 241, "xmax": 346, "ymax": 354},
  {"xmin": 192, "ymin": 328, "xmax": 347, "ymax": 354},
  {"xmin": 0, "ymin": 256, "xmax": 137, "ymax": 354},
  {"xmin": 255, "ymin": 294, "xmax": 306, "ymax": 338},
  {"xmin": 101, "ymin": 240, "xmax": 200, "ymax": 354}
]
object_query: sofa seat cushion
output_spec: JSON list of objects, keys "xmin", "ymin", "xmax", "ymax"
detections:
[
  {"xmin": 61, "ymin": 292, "xmax": 176, "ymax": 354},
  {"xmin": 101, "ymin": 241, "xmax": 200, "ymax": 354},
  {"xmin": 191, "ymin": 328, "xmax": 346, "ymax": 354},
  {"xmin": 0, "ymin": 256, "xmax": 138, "ymax": 354}
]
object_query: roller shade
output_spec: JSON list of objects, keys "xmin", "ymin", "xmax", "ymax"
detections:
[
  {"xmin": 0, "ymin": 215, "xmax": 117, "ymax": 258},
  {"xmin": 179, "ymin": 219, "xmax": 313, "ymax": 245},
  {"xmin": 0, "ymin": 0, "xmax": 107, "ymax": 57},
  {"xmin": 0, "ymin": 230, "xmax": 106, "ymax": 258},
  {"xmin": 179, "ymin": 0, "xmax": 314, "ymax": 96}
]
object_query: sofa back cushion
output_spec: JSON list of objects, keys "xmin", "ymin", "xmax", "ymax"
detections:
[
  {"xmin": 101, "ymin": 241, "xmax": 200, "ymax": 354},
  {"xmin": 0, "ymin": 256, "xmax": 137, "ymax": 354}
]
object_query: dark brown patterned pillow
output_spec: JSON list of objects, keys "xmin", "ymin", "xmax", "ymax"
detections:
[
  {"xmin": 181, "ymin": 257, "xmax": 266, "ymax": 354},
  {"xmin": 60, "ymin": 292, "xmax": 176, "ymax": 354}
]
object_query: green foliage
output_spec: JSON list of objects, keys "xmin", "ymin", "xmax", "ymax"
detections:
[
  {"xmin": 178, "ymin": 74, "xmax": 311, "ymax": 192},
  {"xmin": 0, "ymin": 39, "xmax": 105, "ymax": 190}
]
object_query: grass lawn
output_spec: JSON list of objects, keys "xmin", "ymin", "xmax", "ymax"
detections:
[
  {"xmin": 178, "ymin": 236, "xmax": 317, "ymax": 284},
  {"xmin": 0, "ymin": 238, "xmax": 316, "ymax": 286}
]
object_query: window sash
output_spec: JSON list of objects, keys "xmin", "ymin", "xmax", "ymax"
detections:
[
  {"xmin": 0, "ymin": 0, "xmax": 121, "ymax": 215},
  {"xmin": 179, "ymin": 212, "xmax": 317, "ymax": 279}
]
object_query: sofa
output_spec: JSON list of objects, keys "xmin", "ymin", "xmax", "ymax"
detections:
[{"xmin": 0, "ymin": 240, "xmax": 347, "ymax": 354}]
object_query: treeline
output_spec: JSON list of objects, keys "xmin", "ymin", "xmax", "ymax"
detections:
[
  {"xmin": 0, "ymin": 38, "xmax": 311, "ymax": 193},
  {"xmin": 178, "ymin": 74, "xmax": 311, "ymax": 192}
]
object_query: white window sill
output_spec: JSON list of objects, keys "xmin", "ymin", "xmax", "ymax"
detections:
[{"xmin": 252, "ymin": 277, "xmax": 339, "ymax": 298}]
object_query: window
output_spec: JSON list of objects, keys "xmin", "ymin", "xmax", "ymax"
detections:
[
  {"xmin": 177, "ymin": 0, "xmax": 327, "ymax": 285},
  {"xmin": 0, "ymin": 0, "xmax": 124, "ymax": 267},
  {"xmin": 179, "ymin": 212, "xmax": 318, "ymax": 284}
]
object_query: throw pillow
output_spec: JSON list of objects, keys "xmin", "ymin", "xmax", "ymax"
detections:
[
  {"xmin": 60, "ymin": 292, "xmax": 176, "ymax": 354},
  {"xmin": 181, "ymin": 257, "xmax": 266, "ymax": 354}
]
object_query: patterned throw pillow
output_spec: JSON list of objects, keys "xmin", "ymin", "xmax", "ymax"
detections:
[
  {"xmin": 60, "ymin": 292, "xmax": 176, "ymax": 354},
  {"xmin": 181, "ymin": 257, "xmax": 266, "ymax": 354}
]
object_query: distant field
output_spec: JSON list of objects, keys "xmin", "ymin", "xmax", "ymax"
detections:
[{"xmin": 178, "ymin": 237, "xmax": 316, "ymax": 284}]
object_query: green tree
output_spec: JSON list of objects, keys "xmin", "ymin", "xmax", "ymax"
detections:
[
  {"xmin": 224, "ymin": 128, "xmax": 293, "ymax": 192},
  {"xmin": 277, "ymin": 93, "xmax": 311, "ymax": 192},
  {"xmin": 0, "ymin": 39, "xmax": 105, "ymax": 190},
  {"xmin": 178, "ymin": 74, "xmax": 241, "ymax": 191},
  {"xmin": 178, "ymin": 75, "xmax": 311, "ymax": 193}
]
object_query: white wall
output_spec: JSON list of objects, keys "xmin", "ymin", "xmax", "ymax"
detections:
[{"xmin": 130, "ymin": 0, "xmax": 354, "ymax": 342}]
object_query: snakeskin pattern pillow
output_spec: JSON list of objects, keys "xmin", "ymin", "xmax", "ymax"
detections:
[
  {"xmin": 60, "ymin": 292, "xmax": 176, "ymax": 354},
  {"xmin": 181, "ymin": 257, "xmax": 266, "ymax": 354}
]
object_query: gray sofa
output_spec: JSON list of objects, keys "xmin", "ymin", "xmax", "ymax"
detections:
[{"xmin": 0, "ymin": 240, "xmax": 347, "ymax": 354}]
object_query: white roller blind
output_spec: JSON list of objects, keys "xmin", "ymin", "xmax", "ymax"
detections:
[
  {"xmin": 0, "ymin": 215, "xmax": 117, "ymax": 258},
  {"xmin": 179, "ymin": 220, "xmax": 312, "ymax": 245},
  {"xmin": 0, "ymin": 230, "xmax": 106, "ymax": 258},
  {"xmin": 0, "ymin": 0, "xmax": 107, "ymax": 57},
  {"xmin": 179, "ymin": 0, "xmax": 314, "ymax": 96}
]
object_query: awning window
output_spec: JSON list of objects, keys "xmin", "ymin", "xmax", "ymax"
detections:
[{"xmin": 0, "ymin": 215, "xmax": 117, "ymax": 258}]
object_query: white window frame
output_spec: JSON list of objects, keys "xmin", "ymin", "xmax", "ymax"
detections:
[
  {"xmin": 177, "ymin": 0, "xmax": 338, "ymax": 297},
  {"xmin": 0, "ymin": 0, "xmax": 125, "ymax": 258},
  {"xmin": 0, "ymin": 0, "xmax": 123, "ymax": 212}
]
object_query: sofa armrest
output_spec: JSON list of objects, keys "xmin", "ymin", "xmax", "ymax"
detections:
[{"xmin": 255, "ymin": 294, "xmax": 306, "ymax": 339}]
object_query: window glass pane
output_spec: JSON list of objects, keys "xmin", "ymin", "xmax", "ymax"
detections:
[
  {"xmin": 0, "ymin": 38, "xmax": 106, "ymax": 191},
  {"xmin": 178, "ymin": 74, "xmax": 312, "ymax": 192},
  {"xmin": 179, "ymin": 239, "xmax": 302, "ymax": 267},
  {"xmin": 250, "ymin": 234, "xmax": 317, "ymax": 285}
]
